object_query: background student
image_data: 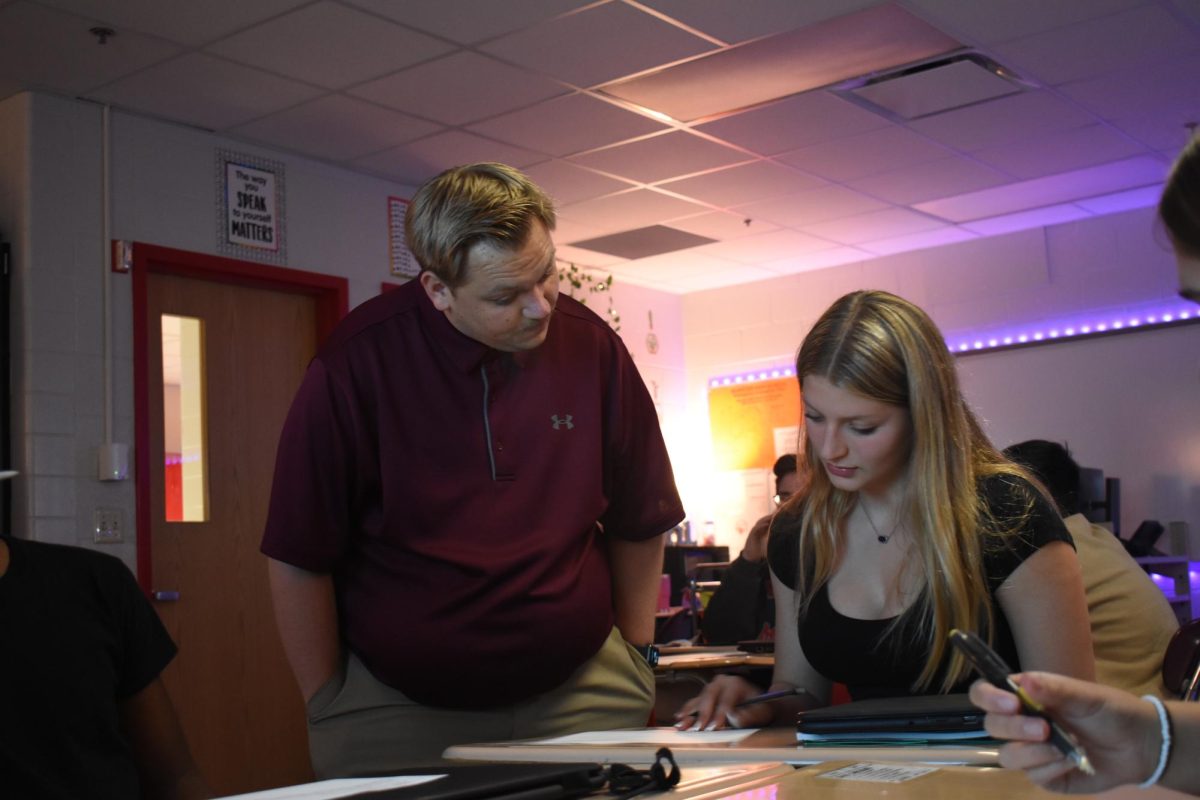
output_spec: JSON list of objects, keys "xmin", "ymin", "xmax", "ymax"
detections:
[
  {"xmin": 1004, "ymin": 439, "xmax": 1177, "ymax": 698},
  {"xmin": 700, "ymin": 454, "xmax": 799, "ymax": 645},
  {"xmin": 0, "ymin": 506, "xmax": 209, "ymax": 799},
  {"xmin": 970, "ymin": 134, "xmax": 1200, "ymax": 795},
  {"xmin": 676, "ymin": 290, "xmax": 1094, "ymax": 730}
]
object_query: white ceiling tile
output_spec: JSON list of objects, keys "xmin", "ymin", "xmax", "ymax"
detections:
[
  {"xmin": 658, "ymin": 160, "xmax": 825, "ymax": 206},
  {"xmin": 89, "ymin": 53, "xmax": 322, "ymax": 130},
  {"xmin": 907, "ymin": 90, "xmax": 1097, "ymax": 151},
  {"xmin": 696, "ymin": 91, "xmax": 890, "ymax": 155},
  {"xmin": 734, "ymin": 184, "xmax": 890, "ymax": 228},
  {"xmin": 467, "ymin": 94, "xmax": 666, "ymax": 157},
  {"xmin": 602, "ymin": 4, "xmax": 959, "ymax": 123},
  {"xmin": 230, "ymin": 95, "xmax": 442, "ymax": 161},
  {"xmin": 640, "ymin": 0, "xmax": 882, "ymax": 44},
  {"xmin": 1058, "ymin": 52, "xmax": 1200, "ymax": 118},
  {"xmin": 1107, "ymin": 109, "xmax": 1200, "ymax": 152},
  {"xmin": 915, "ymin": 156, "xmax": 1166, "ymax": 222},
  {"xmin": 696, "ymin": 229, "xmax": 838, "ymax": 262},
  {"xmin": 663, "ymin": 265, "xmax": 778, "ymax": 292},
  {"xmin": 345, "ymin": 0, "xmax": 591, "ymax": 45},
  {"xmin": 38, "ymin": 0, "xmax": 310, "ymax": 46},
  {"xmin": 205, "ymin": 2, "xmax": 453, "ymax": 90},
  {"xmin": 524, "ymin": 160, "xmax": 636, "ymax": 206},
  {"xmin": 759, "ymin": 246, "xmax": 870, "ymax": 275},
  {"xmin": 799, "ymin": 207, "xmax": 946, "ymax": 245},
  {"xmin": 351, "ymin": 130, "xmax": 545, "ymax": 185},
  {"xmin": 551, "ymin": 218, "xmax": 609, "ymax": 247},
  {"xmin": 856, "ymin": 225, "xmax": 977, "ymax": 256},
  {"xmin": 479, "ymin": 2, "xmax": 715, "ymax": 88},
  {"xmin": 0, "ymin": 2, "xmax": 181, "ymax": 96},
  {"xmin": 350, "ymin": 51, "xmax": 568, "ymax": 126},
  {"xmin": 666, "ymin": 211, "xmax": 780, "ymax": 240},
  {"xmin": 961, "ymin": 203, "xmax": 1093, "ymax": 236},
  {"xmin": 776, "ymin": 125, "xmax": 952, "ymax": 181},
  {"xmin": 1073, "ymin": 184, "xmax": 1162, "ymax": 215},
  {"xmin": 567, "ymin": 131, "xmax": 751, "ymax": 184},
  {"xmin": 990, "ymin": 5, "xmax": 1198, "ymax": 86},
  {"xmin": 846, "ymin": 155, "xmax": 1011, "ymax": 205},
  {"xmin": 554, "ymin": 243, "xmax": 628, "ymax": 268},
  {"xmin": 969, "ymin": 124, "xmax": 1147, "ymax": 179},
  {"xmin": 902, "ymin": 0, "xmax": 1148, "ymax": 46},
  {"xmin": 557, "ymin": 189, "xmax": 710, "ymax": 233}
]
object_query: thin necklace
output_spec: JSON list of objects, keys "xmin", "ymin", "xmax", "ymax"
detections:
[{"xmin": 860, "ymin": 501, "xmax": 901, "ymax": 544}]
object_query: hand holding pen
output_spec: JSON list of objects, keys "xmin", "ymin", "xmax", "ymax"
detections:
[
  {"xmin": 950, "ymin": 630, "xmax": 1098, "ymax": 783},
  {"xmin": 674, "ymin": 675, "xmax": 805, "ymax": 731}
]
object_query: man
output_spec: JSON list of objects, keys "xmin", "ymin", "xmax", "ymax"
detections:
[
  {"xmin": 0, "ymin": 482, "xmax": 209, "ymax": 799},
  {"xmin": 1003, "ymin": 440, "xmax": 1178, "ymax": 698},
  {"xmin": 262, "ymin": 163, "xmax": 684, "ymax": 775},
  {"xmin": 700, "ymin": 454, "xmax": 798, "ymax": 645}
]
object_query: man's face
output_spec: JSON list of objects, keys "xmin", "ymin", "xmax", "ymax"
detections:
[{"xmin": 420, "ymin": 221, "xmax": 560, "ymax": 352}]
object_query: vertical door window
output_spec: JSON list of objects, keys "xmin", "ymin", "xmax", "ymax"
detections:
[{"xmin": 162, "ymin": 314, "xmax": 209, "ymax": 521}]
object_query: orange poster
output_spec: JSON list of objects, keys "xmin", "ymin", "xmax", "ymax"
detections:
[{"xmin": 708, "ymin": 376, "xmax": 801, "ymax": 471}]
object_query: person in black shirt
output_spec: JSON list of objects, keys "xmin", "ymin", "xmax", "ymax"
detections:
[
  {"xmin": 0, "ymin": 531, "xmax": 209, "ymax": 799},
  {"xmin": 700, "ymin": 454, "xmax": 798, "ymax": 645},
  {"xmin": 676, "ymin": 290, "xmax": 1094, "ymax": 731}
]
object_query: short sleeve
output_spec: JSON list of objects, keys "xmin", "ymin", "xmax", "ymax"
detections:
[
  {"xmin": 596, "ymin": 339, "xmax": 684, "ymax": 540},
  {"xmin": 104, "ymin": 558, "xmax": 177, "ymax": 699},
  {"xmin": 980, "ymin": 474, "xmax": 1075, "ymax": 592},
  {"xmin": 766, "ymin": 510, "xmax": 803, "ymax": 590},
  {"xmin": 261, "ymin": 358, "xmax": 359, "ymax": 571}
]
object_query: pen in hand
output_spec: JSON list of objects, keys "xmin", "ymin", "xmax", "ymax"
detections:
[
  {"xmin": 735, "ymin": 687, "xmax": 806, "ymax": 708},
  {"xmin": 949, "ymin": 629, "xmax": 1095, "ymax": 776}
]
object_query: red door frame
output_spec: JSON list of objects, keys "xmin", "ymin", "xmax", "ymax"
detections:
[{"xmin": 130, "ymin": 242, "xmax": 348, "ymax": 594}]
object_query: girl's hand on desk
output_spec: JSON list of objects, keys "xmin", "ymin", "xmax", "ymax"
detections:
[
  {"xmin": 673, "ymin": 675, "xmax": 771, "ymax": 731},
  {"xmin": 969, "ymin": 673, "xmax": 1161, "ymax": 794}
]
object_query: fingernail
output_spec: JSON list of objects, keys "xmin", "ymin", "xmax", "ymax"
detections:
[
  {"xmin": 704, "ymin": 721, "xmax": 717, "ymax": 731},
  {"xmin": 1022, "ymin": 719, "xmax": 1044, "ymax": 738},
  {"xmin": 688, "ymin": 722, "xmax": 701, "ymax": 732}
]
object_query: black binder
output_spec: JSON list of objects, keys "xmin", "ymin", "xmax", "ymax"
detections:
[{"xmin": 796, "ymin": 693, "xmax": 985, "ymax": 737}]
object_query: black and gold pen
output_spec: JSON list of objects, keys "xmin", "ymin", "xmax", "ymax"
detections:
[{"xmin": 949, "ymin": 628, "xmax": 1094, "ymax": 775}]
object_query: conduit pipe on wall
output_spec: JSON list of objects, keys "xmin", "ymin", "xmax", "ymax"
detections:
[{"xmin": 97, "ymin": 104, "xmax": 127, "ymax": 481}]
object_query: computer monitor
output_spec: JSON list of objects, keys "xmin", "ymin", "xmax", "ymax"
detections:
[{"xmin": 1078, "ymin": 468, "xmax": 1120, "ymax": 537}]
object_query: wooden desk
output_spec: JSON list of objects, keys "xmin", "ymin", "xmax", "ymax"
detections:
[
  {"xmin": 444, "ymin": 727, "xmax": 1001, "ymax": 767},
  {"xmin": 709, "ymin": 760, "xmax": 1194, "ymax": 800}
]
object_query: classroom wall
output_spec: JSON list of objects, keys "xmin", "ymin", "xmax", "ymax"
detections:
[
  {"xmin": 0, "ymin": 91, "xmax": 685, "ymax": 571},
  {"xmin": 681, "ymin": 206, "xmax": 1190, "ymax": 552}
]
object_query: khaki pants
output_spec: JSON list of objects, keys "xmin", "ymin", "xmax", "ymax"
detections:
[{"xmin": 306, "ymin": 626, "xmax": 655, "ymax": 778}]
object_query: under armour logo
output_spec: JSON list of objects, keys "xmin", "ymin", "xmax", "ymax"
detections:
[{"xmin": 550, "ymin": 414, "xmax": 574, "ymax": 430}]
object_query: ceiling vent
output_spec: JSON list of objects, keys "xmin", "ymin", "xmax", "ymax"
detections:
[
  {"xmin": 834, "ymin": 53, "xmax": 1033, "ymax": 121},
  {"xmin": 568, "ymin": 225, "xmax": 716, "ymax": 260}
]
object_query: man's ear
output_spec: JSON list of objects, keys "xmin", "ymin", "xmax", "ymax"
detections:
[{"xmin": 419, "ymin": 271, "xmax": 453, "ymax": 311}]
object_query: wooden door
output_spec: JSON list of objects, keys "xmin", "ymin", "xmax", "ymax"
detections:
[{"xmin": 145, "ymin": 270, "xmax": 316, "ymax": 794}]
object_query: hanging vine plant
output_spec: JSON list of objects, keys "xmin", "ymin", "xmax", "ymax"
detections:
[{"xmin": 558, "ymin": 262, "xmax": 621, "ymax": 332}]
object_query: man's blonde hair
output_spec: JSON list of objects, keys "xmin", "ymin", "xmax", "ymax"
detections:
[{"xmin": 405, "ymin": 163, "xmax": 556, "ymax": 287}]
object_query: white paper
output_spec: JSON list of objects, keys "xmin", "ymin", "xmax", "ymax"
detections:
[
  {"xmin": 216, "ymin": 775, "xmax": 445, "ymax": 800},
  {"xmin": 531, "ymin": 727, "xmax": 756, "ymax": 745}
]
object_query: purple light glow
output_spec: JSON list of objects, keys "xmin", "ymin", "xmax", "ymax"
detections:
[{"xmin": 947, "ymin": 301, "xmax": 1199, "ymax": 356}]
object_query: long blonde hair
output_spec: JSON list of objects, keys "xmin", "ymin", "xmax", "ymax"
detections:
[{"xmin": 790, "ymin": 290, "xmax": 1031, "ymax": 692}]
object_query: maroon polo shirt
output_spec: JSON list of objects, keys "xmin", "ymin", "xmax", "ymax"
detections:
[{"xmin": 261, "ymin": 279, "xmax": 683, "ymax": 708}]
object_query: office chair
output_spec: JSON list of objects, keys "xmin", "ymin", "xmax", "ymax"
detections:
[{"xmin": 1162, "ymin": 618, "xmax": 1200, "ymax": 700}]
